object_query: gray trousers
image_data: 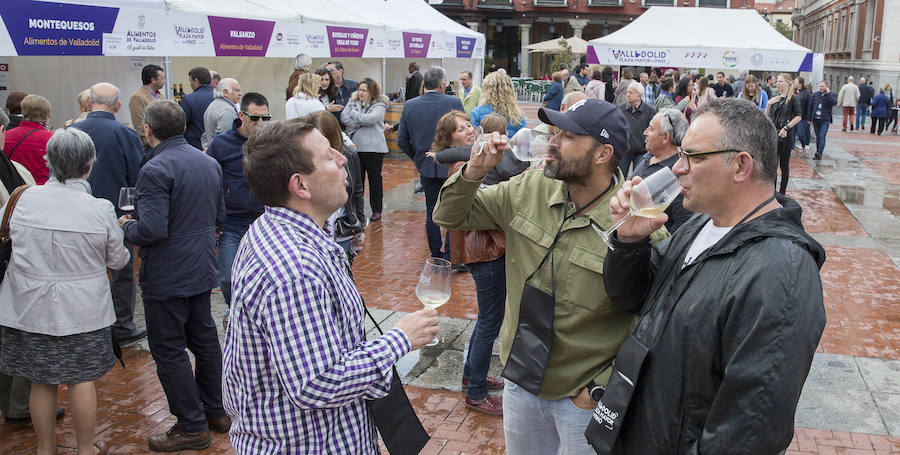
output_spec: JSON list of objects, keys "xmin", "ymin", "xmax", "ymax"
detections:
[{"xmin": 111, "ymin": 243, "xmax": 138, "ymax": 336}]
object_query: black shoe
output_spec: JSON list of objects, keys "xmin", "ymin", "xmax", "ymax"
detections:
[
  {"xmin": 814, "ymin": 154, "xmax": 822, "ymax": 160},
  {"xmin": 451, "ymin": 264, "xmax": 470, "ymax": 273},
  {"xmin": 4, "ymin": 407, "xmax": 65, "ymax": 425},
  {"xmin": 116, "ymin": 327, "xmax": 148, "ymax": 346}
]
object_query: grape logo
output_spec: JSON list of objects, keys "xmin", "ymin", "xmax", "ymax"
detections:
[
  {"xmin": 722, "ymin": 50, "xmax": 738, "ymax": 68},
  {"xmin": 751, "ymin": 53, "xmax": 764, "ymax": 66}
]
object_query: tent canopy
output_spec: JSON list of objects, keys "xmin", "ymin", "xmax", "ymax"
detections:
[
  {"xmin": 587, "ymin": 7, "xmax": 812, "ymax": 72},
  {"xmin": 527, "ymin": 36, "xmax": 589, "ymax": 55}
]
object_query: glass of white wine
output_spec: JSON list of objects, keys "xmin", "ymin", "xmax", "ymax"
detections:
[
  {"xmin": 118, "ymin": 187, "xmax": 136, "ymax": 213},
  {"xmin": 507, "ymin": 127, "xmax": 553, "ymax": 162},
  {"xmin": 597, "ymin": 167, "xmax": 682, "ymax": 250},
  {"xmin": 415, "ymin": 257, "xmax": 451, "ymax": 347}
]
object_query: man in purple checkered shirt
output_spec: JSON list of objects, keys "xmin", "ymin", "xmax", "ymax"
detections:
[{"xmin": 222, "ymin": 117, "xmax": 439, "ymax": 454}]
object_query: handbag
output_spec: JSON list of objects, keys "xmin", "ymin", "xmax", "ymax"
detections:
[
  {"xmin": 363, "ymin": 305, "xmax": 430, "ymax": 455},
  {"xmin": 0, "ymin": 184, "xmax": 30, "ymax": 283},
  {"xmin": 334, "ymin": 216, "xmax": 364, "ymax": 237}
]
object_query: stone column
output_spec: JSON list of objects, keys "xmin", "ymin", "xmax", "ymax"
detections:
[
  {"xmin": 519, "ymin": 23, "xmax": 532, "ymax": 78},
  {"xmin": 568, "ymin": 19, "xmax": 590, "ymax": 39}
]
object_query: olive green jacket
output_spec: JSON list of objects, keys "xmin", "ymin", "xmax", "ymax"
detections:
[
  {"xmin": 433, "ymin": 167, "xmax": 667, "ymax": 399},
  {"xmin": 457, "ymin": 85, "xmax": 481, "ymax": 114}
]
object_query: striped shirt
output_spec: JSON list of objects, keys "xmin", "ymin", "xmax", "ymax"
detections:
[{"xmin": 222, "ymin": 206, "xmax": 410, "ymax": 454}]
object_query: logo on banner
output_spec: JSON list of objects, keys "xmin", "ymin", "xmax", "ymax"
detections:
[
  {"xmin": 722, "ymin": 51, "xmax": 738, "ymax": 68},
  {"xmin": 608, "ymin": 48, "xmax": 669, "ymax": 64},
  {"xmin": 751, "ymin": 53, "xmax": 764, "ymax": 67},
  {"xmin": 173, "ymin": 24, "xmax": 206, "ymax": 46},
  {"xmin": 125, "ymin": 13, "xmax": 158, "ymax": 52},
  {"xmin": 208, "ymin": 16, "xmax": 274, "ymax": 57},
  {"xmin": 327, "ymin": 26, "xmax": 369, "ymax": 57},
  {"xmin": 456, "ymin": 36, "xmax": 476, "ymax": 58},
  {"xmin": 0, "ymin": 0, "xmax": 118, "ymax": 55},
  {"xmin": 403, "ymin": 32, "xmax": 431, "ymax": 58}
]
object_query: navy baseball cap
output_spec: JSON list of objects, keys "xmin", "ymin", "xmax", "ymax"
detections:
[{"xmin": 537, "ymin": 99, "xmax": 629, "ymax": 160}]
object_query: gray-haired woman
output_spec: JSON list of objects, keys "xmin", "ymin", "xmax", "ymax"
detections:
[{"xmin": 0, "ymin": 128, "xmax": 128, "ymax": 455}]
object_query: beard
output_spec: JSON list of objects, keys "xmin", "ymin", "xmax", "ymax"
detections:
[{"xmin": 543, "ymin": 146, "xmax": 594, "ymax": 184}]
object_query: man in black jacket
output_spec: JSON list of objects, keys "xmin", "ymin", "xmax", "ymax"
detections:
[
  {"xmin": 618, "ymin": 81, "xmax": 656, "ymax": 177},
  {"xmin": 599, "ymin": 97, "xmax": 826, "ymax": 454},
  {"xmin": 206, "ymin": 92, "xmax": 269, "ymax": 327},
  {"xmin": 856, "ymin": 77, "xmax": 875, "ymax": 131},
  {"xmin": 809, "ymin": 80, "xmax": 839, "ymax": 160},
  {"xmin": 405, "ymin": 62, "xmax": 423, "ymax": 102},
  {"xmin": 119, "ymin": 100, "xmax": 229, "ymax": 452}
]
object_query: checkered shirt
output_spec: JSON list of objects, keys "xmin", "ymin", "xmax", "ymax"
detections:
[{"xmin": 222, "ymin": 206, "xmax": 410, "ymax": 454}]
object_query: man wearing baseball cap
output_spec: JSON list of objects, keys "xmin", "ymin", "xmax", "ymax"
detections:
[{"xmin": 434, "ymin": 99, "xmax": 667, "ymax": 454}]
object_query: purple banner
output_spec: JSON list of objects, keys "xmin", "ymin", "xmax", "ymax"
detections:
[
  {"xmin": 207, "ymin": 16, "xmax": 274, "ymax": 57},
  {"xmin": 326, "ymin": 26, "xmax": 368, "ymax": 58},
  {"xmin": 0, "ymin": 0, "xmax": 119, "ymax": 56},
  {"xmin": 586, "ymin": 46, "xmax": 599, "ymax": 65},
  {"xmin": 402, "ymin": 32, "xmax": 431, "ymax": 58},
  {"xmin": 456, "ymin": 36, "xmax": 475, "ymax": 58}
]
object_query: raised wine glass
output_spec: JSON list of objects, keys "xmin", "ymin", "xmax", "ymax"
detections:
[
  {"xmin": 118, "ymin": 187, "xmax": 136, "ymax": 213},
  {"xmin": 596, "ymin": 167, "xmax": 682, "ymax": 250},
  {"xmin": 507, "ymin": 127, "xmax": 553, "ymax": 162},
  {"xmin": 415, "ymin": 257, "xmax": 451, "ymax": 347}
]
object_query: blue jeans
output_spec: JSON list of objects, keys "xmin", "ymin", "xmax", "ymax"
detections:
[
  {"xmin": 813, "ymin": 120, "xmax": 830, "ymax": 158},
  {"xmin": 503, "ymin": 381, "xmax": 596, "ymax": 455},
  {"xmin": 856, "ymin": 104, "xmax": 870, "ymax": 129},
  {"xmin": 794, "ymin": 120, "xmax": 810, "ymax": 147},
  {"xmin": 421, "ymin": 176, "xmax": 450, "ymax": 259},
  {"xmin": 463, "ymin": 257, "xmax": 506, "ymax": 400},
  {"xmin": 218, "ymin": 215, "xmax": 254, "ymax": 308}
]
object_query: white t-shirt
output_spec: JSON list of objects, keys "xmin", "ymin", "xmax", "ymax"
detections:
[{"xmin": 681, "ymin": 219, "xmax": 733, "ymax": 269}]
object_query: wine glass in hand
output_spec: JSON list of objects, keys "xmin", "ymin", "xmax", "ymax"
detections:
[
  {"xmin": 597, "ymin": 167, "xmax": 681, "ymax": 250},
  {"xmin": 415, "ymin": 257, "xmax": 451, "ymax": 346},
  {"xmin": 507, "ymin": 127, "xmax": 553, "ymax": 162},
  {"xmin": 118, "ymin": 187, "xmax": 136, "ymax": 213}
]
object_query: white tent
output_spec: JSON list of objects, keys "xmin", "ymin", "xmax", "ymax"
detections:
[
  {"xmin": 587, "ymin": 7, "xmax": 812, "ymax": 72},
  {"xmin": 0, "ymin": 0, "xmax": 484, "ymax": 127},
  {"xmin": 527, "ymin": 36, "xmax": 590, "ymax": 55}
]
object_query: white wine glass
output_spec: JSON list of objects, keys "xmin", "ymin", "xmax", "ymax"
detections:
[
  {"xmin": 415, "ymin": 257, "xmax": 451, "ymax": 347},
  {"xmin": 597, "ymin": 167, "xmax": 682, "ymax": 250},
  {"xmin": 118, "ymin": 187, "xmax": 136, "ymax": 213},
  {"xmin": 472, "ymin": 126, "xmax": 486, "ymax": 156},
  {"xmin": 507, "ymin": 127, "xmax": 553, "ymax": 162}
]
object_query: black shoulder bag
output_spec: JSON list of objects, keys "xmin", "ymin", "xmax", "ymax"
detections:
[
  {"xmin": 363, "ymin": 304, "xmax": 430, "ymax": 455},
  {"xmin": 0, "ymin": 184, "xmax": 29, "ymax": 283}
]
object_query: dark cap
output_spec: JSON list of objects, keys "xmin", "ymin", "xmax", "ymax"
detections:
[{"xmin": 538, "ymin": 99, "xmax": 629, "ymax": 160}]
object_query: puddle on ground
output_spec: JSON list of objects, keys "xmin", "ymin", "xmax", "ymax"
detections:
[{"xmin": 832, "ymin": 184, "xmax": 900, "ymax": 216}]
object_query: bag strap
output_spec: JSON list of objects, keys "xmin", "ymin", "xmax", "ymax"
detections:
[
  {"xmin": 5, "ymin": 128, "xmax": 41, "ymax": 161},
  {"xmin": 1, "ymin": 184, "xmax": 30, "ymax": 242}
]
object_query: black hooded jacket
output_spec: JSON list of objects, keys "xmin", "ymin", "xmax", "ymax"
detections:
[{"xmin": 603, "ymin": 194, "xmax": 826, "ymax": 454}]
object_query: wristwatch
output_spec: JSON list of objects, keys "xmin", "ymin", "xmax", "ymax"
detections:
[{"xmin": 587, "ymin": 380, "xmax": 604, "ymax": 402}]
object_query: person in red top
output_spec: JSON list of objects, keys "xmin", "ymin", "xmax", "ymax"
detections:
[{"xmin": 4, "ymin": 94, "xmax": 53, "ymax": 185}]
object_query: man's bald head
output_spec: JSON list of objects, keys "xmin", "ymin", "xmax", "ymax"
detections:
[
  {"xmin": 561, "ymin": 91, "xmax": 586, "ymax": 112},
  {"xmin": 89, "ymin": 82, "xmax": 121, "ymax": 113}
]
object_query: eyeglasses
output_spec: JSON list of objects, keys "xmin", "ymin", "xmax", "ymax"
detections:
[
  {"xmin": 241, "ymin": 112, "xmax": 271, "ymax": 122},
  {"xmin": 677, "ymin": 148, "xmax": 739, "ymax": 171}
]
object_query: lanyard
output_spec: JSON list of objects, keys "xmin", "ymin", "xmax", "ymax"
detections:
[{"xmin": 529, "ymin": 176, "xmax": 617, "ymax": 298}]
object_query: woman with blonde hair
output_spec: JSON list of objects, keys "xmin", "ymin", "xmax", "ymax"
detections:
[
  {"xmin": 765, "ymin": 73, "xmax": 802, "ymax": 194},
  {"xmin": 738, "ymin": 74, "xmax": 769, "ymax": 110},
  {"xmin": 285, "ymin": 72, "xmax": 325, "ymax": 119},
  {"xmin": 341, "ymin": 78, "xmax": 389, "ymax": 222},
  {"xmin": 430, "ymin": 111, "xmax": 526, "ymax": 416},
  {"xmin": 470, "ymin": 72, "xmax": 527, "ymax": 137}
]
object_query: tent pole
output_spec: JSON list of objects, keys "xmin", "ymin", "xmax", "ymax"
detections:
[
  {"xmin": 382, "ymin": 58, "xmax": 387, "ymax": 94},
  {"xmin": 164, "ymin": 56, "xmax": 172, "ymax": 100}
]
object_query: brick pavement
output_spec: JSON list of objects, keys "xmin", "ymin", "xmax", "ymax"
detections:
[{"xmin": 3, "ymin": 104, "xmax": 900, "ymax": 454}]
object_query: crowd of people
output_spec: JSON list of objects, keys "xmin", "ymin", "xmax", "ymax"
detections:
[{"xmin": 0, "ymin": 55, "xmax": 836, "ymax": 455}]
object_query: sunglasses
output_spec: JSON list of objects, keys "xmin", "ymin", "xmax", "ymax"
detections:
[{"xmin": 241, "ymin": 112, "xmax": 271, "ymax": 122}]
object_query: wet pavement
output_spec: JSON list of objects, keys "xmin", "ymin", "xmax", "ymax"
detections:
[{"xmin": 2, "ymin": 106, "xmax": 900, "ymax": 454}]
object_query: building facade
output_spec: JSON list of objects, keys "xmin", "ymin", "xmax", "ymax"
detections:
[
  {"xmin": 430, "ymin": 0, "xmax": 756, "ymax": 77},
  {"xmin": 792, "ymin": 0, "xmax": 899, "ymax": 93}
]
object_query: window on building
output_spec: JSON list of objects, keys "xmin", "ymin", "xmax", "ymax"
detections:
[
  {"xmin": 590, "ymin": 0, "xmax": 625, "ymax": 6},
  {"xmin": 697, "ymin": 0, "xmax": 728, "ymax": 7},
  {"xmin": 863, "ymin": 0, "xmax": 875, "ymax": 50}
]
